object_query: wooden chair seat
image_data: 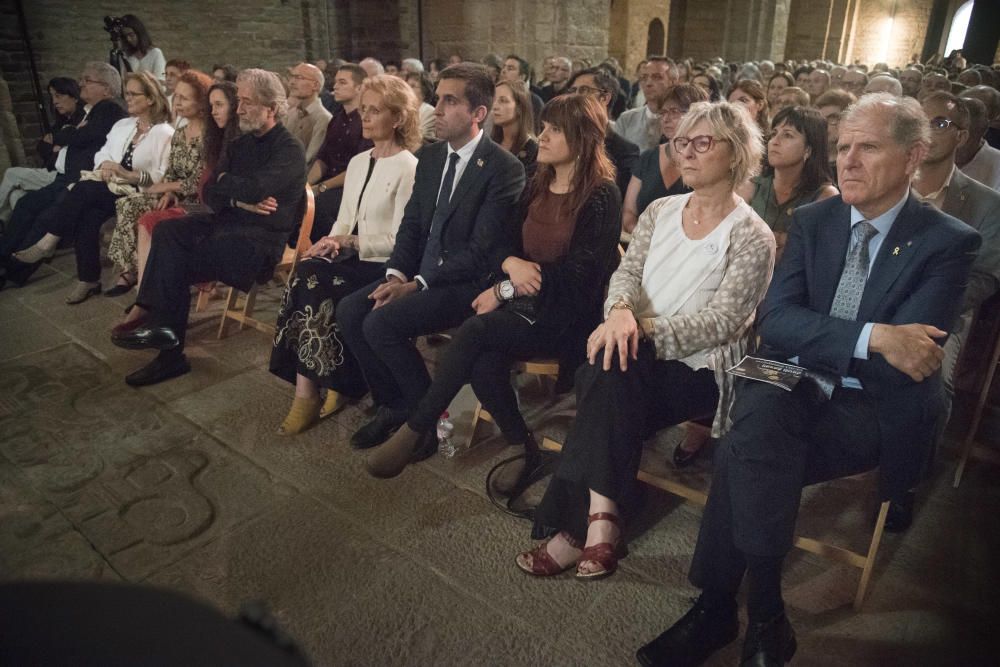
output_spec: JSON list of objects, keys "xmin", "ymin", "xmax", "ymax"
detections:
[{"xmin": 467, "ymin": 357, "xmax": 560, "ymax": 447}]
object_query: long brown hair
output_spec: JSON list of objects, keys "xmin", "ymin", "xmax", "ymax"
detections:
[
  {"xmin": 490, "ymin": 80, "xmax": 534, "ymax": 155},
  {"xmin": 727, "ymin": 79, "xmax": 769, "ymax": 133},
  {"xmin": 530, "ymin": 93, "xmax": 615, "ymax": 220}
]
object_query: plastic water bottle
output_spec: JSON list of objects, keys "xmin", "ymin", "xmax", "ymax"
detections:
[{"xmin": 437, "ymin": 411, "xmax": 457, "ymax": 458}]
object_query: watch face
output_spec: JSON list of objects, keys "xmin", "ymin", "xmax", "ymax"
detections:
[{"xmin": 500, "ymin": 281, "xmax": 515, "ymax": 299}]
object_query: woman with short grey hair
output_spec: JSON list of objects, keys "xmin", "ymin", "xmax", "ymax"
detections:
[{"xmin": 516, "ymin": 100, "xmax": 776, "ymax": 580}]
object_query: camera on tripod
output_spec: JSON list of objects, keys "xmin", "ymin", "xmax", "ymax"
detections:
[
  {"xmin": 103, "ymin": 15, "xmax": 126, "ymax": 41},
  {"xmin": 104, "ymin": 15, "xmax": 131, "ymax": 94}
]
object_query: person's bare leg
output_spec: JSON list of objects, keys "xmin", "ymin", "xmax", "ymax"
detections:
[
  {"xmin": 136, "ymin": 226, "xmax": 151, "ymax": 290},
  {"xmin": 578, "ymin": 489, "xmax": 621, "ymax": 575},
  {"xmin": 295, "ymin": 373, "xmax": 319, "ymax": 399}
]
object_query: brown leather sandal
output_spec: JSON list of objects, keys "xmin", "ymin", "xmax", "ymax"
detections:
[
  {"xmin": 515, "ymin": 532, "xmax": 582, "ymax": 577},
  {"xmin": 576, "ymin": 512, "xmax": 627, "ymax": 580}
]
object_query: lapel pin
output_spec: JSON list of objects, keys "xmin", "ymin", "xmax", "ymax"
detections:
[
  {"xmin": 907, "ymin": 241, "xmax": 912, "ymax": 246},
  {"xmin": 476, "ymin": 158, "xmax": 484, "ymax": 167},
  {"xmin": 892, "ymin": 246, "xmax": 900, "ymax": 255}
]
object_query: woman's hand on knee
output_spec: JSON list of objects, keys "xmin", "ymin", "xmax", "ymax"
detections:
[{"xmin": 587, "ymin": 311, "xmax": 640, "ymax": 371}]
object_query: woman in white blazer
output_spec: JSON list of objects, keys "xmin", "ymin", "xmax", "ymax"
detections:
[
  {"xmin": 11, "ymin": 71, "xmax": 173, "ymax": 304},
  {"xmin": 270, "ymin": 74, "xmax": 421, "ymax": 435}
]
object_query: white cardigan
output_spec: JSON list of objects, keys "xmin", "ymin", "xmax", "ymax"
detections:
[
  {"xmin": 93, "ymin": 117, "xmax": 175, "ymax": 191},
  {"xmin": 330, "ymin": 148, "xmax": 418, "ymax": 261}
]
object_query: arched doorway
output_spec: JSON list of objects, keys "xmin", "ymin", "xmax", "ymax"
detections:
[{"xmin": 647, "ymin": 18, "xmax": 665, "ymax": 57}]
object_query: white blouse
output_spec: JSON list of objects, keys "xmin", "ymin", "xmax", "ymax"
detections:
[
  {"xmin": 125, "ymin": 47, "xmax": 166, "ymax": 81},
  {"xmin": 93, "ymin": 117, "xmax": 175, "ymax": 191},
  {"xmin": 330, "ymin": 148, "xmax": 418, "ymax": 261}
]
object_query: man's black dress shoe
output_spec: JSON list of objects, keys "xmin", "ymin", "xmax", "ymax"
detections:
[
  {"xmin": 636, "ymin": 595, "xmax": 740, "ymax": 667},
  {"xmin": 350, "ymin": 406, "xmax": 407, "ymax": 450},
  {"xmin": 125, "ymin": 353, "xmax": 191, "ymax": 387},
  {"xmin": 3, "ymin": 256, "xmax": 42, "ymax": 287},
  {"xmin": 740, "ymin": 612, "xmax": 796, "ymax": 666},
  {"xmin": 111, "ymin": 326, "xmax": 180, "ymax": 351},
  {"xmin": 882, "ymin": 490, "xmax": 915, "ymax": 533}
]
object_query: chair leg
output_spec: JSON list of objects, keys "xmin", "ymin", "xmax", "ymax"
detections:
[
  {"xmin": 854, "ymin": 500, "xmax": 890, "ymax": 610},
  {"xmin": 194, "ymin": 289, "xmax": 210, "ymax": 313},
  {"xmin": 468, "ymin": 401, "xmax": 494, "ymax": 448},
  {"xmin": 218, "ymin": 287, "xmax": 239, "ymax": 339},
  {"xmin": 239, "ymin": 285, "xmax": 258, "ymax": 332}
]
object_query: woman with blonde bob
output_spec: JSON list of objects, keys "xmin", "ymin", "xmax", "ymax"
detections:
[
  {"xmin": 515, "ymin": 100, "xmax": 776, "ymax": 580},
  {"xmin": 491, "ymin": 79, "xmax": 538, "ymax": 174},
  {"xmin": 270, "ymin": 74, "xmax": 422, "ymax": 435}
]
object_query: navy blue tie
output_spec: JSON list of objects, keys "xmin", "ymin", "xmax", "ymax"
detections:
[{"xmin": 419, "ymin": 152, "xmax": 461, "ymax": 281}]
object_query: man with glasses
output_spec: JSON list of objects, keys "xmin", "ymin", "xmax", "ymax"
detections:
[
  {"xmin": 112, "ymin": 69, "xmax": 306, "ymax": 386},
  {"xmin": 840, "ymin": 68, "xmax": 868, "ymax": 98},
  {"xmin": 615, "ymin": 57, "xmax": 674, "ymax": 152},
  {"xmin": 638, "ymin": 93, "xmax": 980, "ymax": 667},
  {"xmin": 0, "ymin": 62, "xmax": 126, "ymax": 287},
  {"xmin": 539, "ymin": 56, "xmax": 572, "ymax": 103},
  {"xmin": 565, "ymin": 67, "xmax": 639, "ymax": 197},
  {"xmin": 285, "ymin": 62, "xmax": 332, "ymax": 167}
]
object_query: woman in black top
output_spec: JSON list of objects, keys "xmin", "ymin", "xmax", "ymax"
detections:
[
  {"xmin": 621, "ymin": 84, "xmax": 708, "ymax": 234},
  {"xmin": 491, "ymin": 79, "xmax": 538, "ymax": 176},
  {"xmin": 367, "ymin": 94, "xmax": 622, "ymax": 483}
]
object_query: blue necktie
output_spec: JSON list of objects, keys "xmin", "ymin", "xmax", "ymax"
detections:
[{"xmin": 418, "ymin": 152, "xmax": 461, "ymax": 281}]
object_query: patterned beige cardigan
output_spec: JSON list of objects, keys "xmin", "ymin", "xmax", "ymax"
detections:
[{"xmin": 604, "ymin": 195, "xmax": 777, "ymax": 436}]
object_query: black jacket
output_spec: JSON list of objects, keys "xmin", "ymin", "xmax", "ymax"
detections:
[
  {"xmin": 51, "ymin": 98, "xmax": 127, "ymax": 183},
  {"xmin": 605, "ymin": 129, "xmax": 639, "ymax": 200}
]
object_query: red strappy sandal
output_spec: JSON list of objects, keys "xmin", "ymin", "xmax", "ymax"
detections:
[
  {"xmin": 515, "ymin": 532, "xmax": 583, "ymax": 577},
  {"xmin": 576, "ymin": 512, "xmax": 627, "ymax": 580}
]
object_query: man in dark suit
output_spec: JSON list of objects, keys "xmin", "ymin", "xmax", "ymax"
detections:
[
  {"xmin": 566, "ymin": 67, "xmax": 640, "ymax": 198},
  {"xmin": 336, "ymin": 63, "xmax": 525, "ymax": 472},
  {"xmin": 637, "ymin": 94, "xmax": 981, "ymax": 667},
  {"xmin": 1, "ymin": 62, "xmax": 127, "ymax": 286},
  {"xmin": 112, "ymin": 69, "xmax": 306, "ymax": 386}
]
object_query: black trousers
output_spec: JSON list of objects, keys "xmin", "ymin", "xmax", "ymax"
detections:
[
  {"xmin": 136, "ymin": 215, "xmax": 276, "ymax": 350},
  {"xmin": 45, "ymin": 180, "xmax": 121, "ymax": 282},
  {"xmin": 2, "ymin": 179, "xmax": 68, "ymax": 258},
  {"xmin": 532, "ymin": 341, "xmax": 720, "ymax": 542},
  {"xmin": 407, "ymin": 310, "xmax": 564, "ymax": 441},
  {"xmin": 688, "ymin": 378, "xmax": 880, "ymax": 595},
  {"xmin": 336, "ymin": 278, "xmax": 480, "ymax": 413}
]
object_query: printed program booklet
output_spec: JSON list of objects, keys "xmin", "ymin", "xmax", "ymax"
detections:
[{"xmin": 726, "ymin": 355, "xmax": 806, "ymax": 392}]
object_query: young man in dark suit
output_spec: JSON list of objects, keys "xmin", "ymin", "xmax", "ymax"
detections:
[
  {"xmin": 336, "ymin": 63, "xmax": 526, "ymax": 470},
  {"xmin": 637, "ymin": 94, "xmax": 981, "ymax": 667}
]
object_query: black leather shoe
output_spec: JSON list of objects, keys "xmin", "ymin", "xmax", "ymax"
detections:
[
  {"xmin": 740, "ymin": 612, "xmax": 796, "ymax": 666},
  {"xmin": 125, "ymin": 353, "xmax": 191, "ymax": 387},
  {"xmin": 350, "ymin": 406, "xmax": 407, "ymax": 450},
  {"xmin": 3, "ymin": 256, "xmax": 42, "ymax": 287},
  {"xmin": 882, "ymin": 490, "xmax": 915, "ymax": 533},
  {"xmin": 636, "ymin": 595, "xmax": 740, "ymax": 667},
  {"xmin": 672, "ymin": 442, "xmax": 703, "ymax": 468},
  {"xmin": 111, "ymin": 326, "xmax": 180, "ymax": 351}
]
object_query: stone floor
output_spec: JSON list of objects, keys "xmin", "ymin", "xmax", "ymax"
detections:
[{"xmin": 2, "ymin": 251, "xmax": 999, "ymax": 666}]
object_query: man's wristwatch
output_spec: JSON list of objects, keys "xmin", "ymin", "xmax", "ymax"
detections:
[{"xmin": 498, "ymin": 279, "xmax": 515, "ymax": 301}]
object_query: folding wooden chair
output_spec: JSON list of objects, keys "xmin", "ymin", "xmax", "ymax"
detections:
[
  {"xmin": 953, "ymin": 296, "xmax": 1000, "ymax": 487},
  {"xmin": 217, "ymin": 186, "xmax": 315, "ymax": 339}
]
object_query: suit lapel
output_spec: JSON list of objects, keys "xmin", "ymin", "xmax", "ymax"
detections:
[
  {"xmin": 815, "ymin": 201, "xmax": 853, "ymax": 312},
  {"xmin": 434, "ymin": 135, "xmax": 492, "ymax": 227},
  {"xmin": 941, "ymin": 170, "xmax": 971, "ymax": 222},
  {"xmin": 857, "ymin": 196, "xmax": 929, "ymax": 321}
]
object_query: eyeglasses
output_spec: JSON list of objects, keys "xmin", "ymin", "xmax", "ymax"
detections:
[
  {"xmin": 566, "ymin": 85, "xmax": 606, "ymax": 96},
  {"xmin": 672, "ymin": 135, "xmax": 727, "ymax": 153},
  {"xmin": 929, "ymin": 116, "xmax": 964, "ymax": 131},
  {"xmin": 79, "ymin": 77, "xmax": 101, "ymax": 86},
  {"xmin": 123, "ymin": 91, "xmax": 147, "ymax": 99},
  {"xmin": 661, "ymin": 106, "xmax": 687, "ymax": 118}
]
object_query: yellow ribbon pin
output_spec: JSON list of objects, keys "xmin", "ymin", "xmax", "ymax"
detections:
[
  {"xmin": 476, "ymin": 158, "xmax": 484, "ymax": 167},
  {"xmin": 892, "ymin": 246, "xmax": 900, "ymax": 255}
]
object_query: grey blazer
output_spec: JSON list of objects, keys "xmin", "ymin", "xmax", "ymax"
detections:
[{"xmin": 942, "ymin": 167, "xmax": 1000, "ymax": 311}]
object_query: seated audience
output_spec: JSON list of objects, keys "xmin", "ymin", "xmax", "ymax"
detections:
[
  {"xmin": 404, "ymin": 71, "xmax": 437, "ymax": 140},
  {"xmin": 621, "ymin": 84, "xmax": 709, "ymax": 234},
  {"xmin": 270, "ymin": 75, "xmax": 421, "ymax": 434},
  {"xmin": 360, "ymin": 58, "xmax": 385, "ymax": 77},
  {"xmin": 110, "ymin": 69, "xmax": 306, "ymax": 387},
  {"xmin": 739, "ymin": 106, "xmax": 838, "ymax": 260},
  {"xmin": 515, "ymin": 100, "xmax": 774, "ymax": 580},
  {"xmin": 212, "ymin": 64, "xmax": 239, "ymax": 83},
  {"xmin": 335, "ymin": 63, "xmax": 525, "ymax": 454},
  {"xmin": 807, "ymin": 68, "xmax": 831, "ymax": 101},
  {"xmin": 899, "ymin": 67, "xmax": 923, "ymax": 97},
  {"xmin": 106, "ymin": 69, "xmax": 215, "ymax": 297},
  {"xmin": 0, "ymin": 77, "xmax": 83, "ymax": 219},
  {"xmin": 637, "ymin": 93, "xmax": 980, "ymax": 667},
  {"xmin": 691, "ymin": 71, "xmax": 722, "ymax": 101},
  {"xmin": 384, "ymin": 61, "xmax": 401, "ymax": 77},
  {"xmin": 815, "ymin": 89, "xmax": 857, "ymax": 181},
  {"xmin": 10, "ymin": 71, "xmax": 173, "ymax": 304},
  {"xmin": 727, "ymin": 79, "xmax": 770, "ymax": 135},
  {"xmin": 865, "ymin": 74, "xmax": 903, "ymax": 96},
  {"xmin": 164, "ymin": 59, "xmax": 191, "ymax": 127},
  {"xmin": 491, "ymin": 79, "xmax": 537, "ymax": 175},
  {"xmin": 566, "ymin": 67, "xmax": 639, "ymax": 197},
  {"xmin": 369, "ymin": 94, "xmax": 622, "ymax": 480},
  {"xmin": 793, "ymin": 65, "xmax": 812, "ymax": 88},
  {"xmin": 772, "ymin": 85, "xmax": 810, "ymax": 115},
  {"xmin": 0, "ymin": 63, "xmax": 126, "ymax": 288},
  {"xmin": 401, "ymin": 58, "xmax": 424, "ymax": 76},
  {"xmin": 112, "ymin": 81, "xmax": 242, "ymax": 335},
  {"xmin": 501, "ymin": 55, "xmax": 544, "ymax": 132},
  {"xmin": 427, "ymin": 58, "xmax": 446, "ymax": 82},
  {"xmin": 285, "ymin": 62, "xmax": 333, "ymax": 166},
  {"xmin": 957, "ymin": 97, "xmax": 1000, "ymax": 190},
  {"xmin": 919, "ymin": 72, "xmax": 951, "ymax": 100},
  {"xmin": 963, "ymin": 85, "xmax": 1000, "ymax": 150},
  {"xmin": 308, "ymin": 64, "xmax": 373, "ymax": 240},
  {"xmin": 616, "ymin": 57, "xmax": 674, "ymax": 152},
  {"xmin": 120, "ymin": 15, "xmax": 166, "ymax": 82},
  {"xmin": 841, "ymin": 69, "xmax": 868, "ymax": 97}
]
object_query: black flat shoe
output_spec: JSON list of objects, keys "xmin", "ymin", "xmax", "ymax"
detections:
[
  {"xmin": 637, "ymin": 595, "xmax": 739, "ymax": 667},
  {"xmin": 740, "ymin": 612, "xmax": 796, "ymax": 667},
  {"xmin": 3, "ymin": 256, "xmax": 42, "ymax": 287},
  {"xmin": 112, "ymin": 326, "xmax": 180, "ymax": 351},
  {"xmin": 350, "ymin": 406, "xmax": 407, "ymax": 450},
  {"xmin": 105, "ymin": 272, "xmax": 137, "ymax": 297},
  {"xmin": 672, "ymin": 442, "xmax": 704, "ymax": 468},
  {"xmin": 125, "ymin": 353, "xmax": 191, "ymax": 387},
  {"xmin": 881, "ymin": 490, "xmax": 915, "ymax": 533}
]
